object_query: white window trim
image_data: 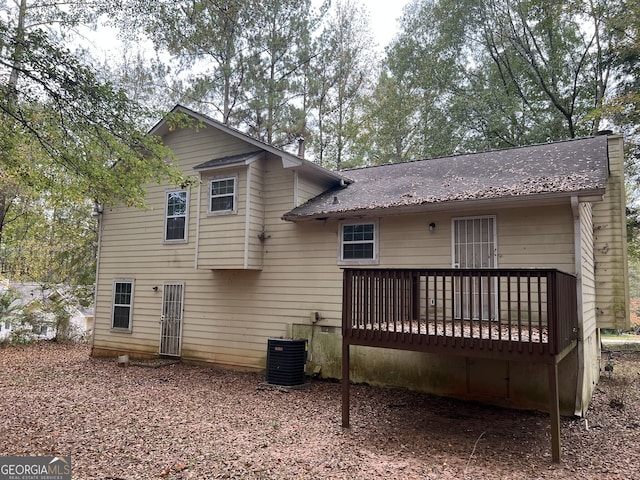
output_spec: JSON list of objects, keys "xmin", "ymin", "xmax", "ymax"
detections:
[
  {"xmin": 111, "ymin": 279, "xmax": 135, "ymax": 332},
  {"xmin": 164, "ymin": 189, "xmax": 189, "ymax": 244},
  {"xmin": 338, "ymin": 219, "xmax": 379, "ymax": 265},
  {"xmin": 208, "ymin": 174, "xmax": 238, "ymax": 215}
]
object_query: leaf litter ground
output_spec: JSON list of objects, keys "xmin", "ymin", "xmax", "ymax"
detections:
[{"xmin": 0, "ymin": 342, "xmax": 638, "ymax": 479}]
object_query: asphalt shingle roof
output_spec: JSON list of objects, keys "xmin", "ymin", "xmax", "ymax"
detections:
[{"xmin": 282, "ymin": 136, "xmax": 610, "ymax": 221}]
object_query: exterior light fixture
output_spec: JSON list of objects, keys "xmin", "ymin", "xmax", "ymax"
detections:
[{"xmin": 429, "ymin": 222, "xmax": 436, "ymax": 232}]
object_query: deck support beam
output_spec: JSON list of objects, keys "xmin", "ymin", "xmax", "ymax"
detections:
[
  {"xmin": 341, "ymin": 341, "xmax": 350, "ymax": 428},
  {"xmin": 548, "ymin": 362, "xmax": 561, "ymax": 463}
]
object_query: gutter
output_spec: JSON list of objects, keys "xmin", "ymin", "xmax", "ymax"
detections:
[{"xmin": 90, "ymin": 205, "xmax": 104, "ymax": 352}]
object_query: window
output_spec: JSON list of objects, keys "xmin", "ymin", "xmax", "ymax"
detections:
[
  {"xmin": 34, "ymin": 325, "xmax": 48, "ymax": 335},
  {"xmin": 209, "ymin": 176, "xmax": 236, "ymax": 214},
  {"xmin": 339, "ymin": 221, "xmax": 378, "ymax": 264},
  {"xmin": 112, "ymin": 280, "xmax": 134, "ymax": 330},
  {"xmin": 165, "ymin": 190, "xmax": 188, "ymax": 242}
]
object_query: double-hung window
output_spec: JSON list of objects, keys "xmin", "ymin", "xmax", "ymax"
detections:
[
  {"xmin": 165, "ymin": 190, "xmax": 188, "ymax": 242},
  {"xmin": 339, "ymin": 221, "xmax": 378, "ymax": 264},
  {"xmin": 209, "ymin": 176, "xmax": 237, "ymax": 214},
  {"xmin": 112, "ymin": 280, "xmax": 134, "ymax": 331}
]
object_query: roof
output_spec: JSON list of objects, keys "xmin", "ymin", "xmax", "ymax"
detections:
[
  {"xmin": 194, "ymin": 151, "xmax": 264, "ymax": 171},
  {"xmin": 150, "ymin": 105, "xmax": 351, "ymax": 184},
  {"xmin": 282, "ymin": 136, "xmax": 610, "ymax": 221}
]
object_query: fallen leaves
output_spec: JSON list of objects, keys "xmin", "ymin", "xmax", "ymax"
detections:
[{"xmin": 0, "ymin": 342, "xmax": 639, "ymax": 479}]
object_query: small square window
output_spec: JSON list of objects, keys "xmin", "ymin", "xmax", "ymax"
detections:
[
  {"xmin": 209, "ymin": 177, "xmax": 236, "ymax": 214},
  {"xmin": 339, "ymin": 221, "xmax": 378, "ymax": 264}
]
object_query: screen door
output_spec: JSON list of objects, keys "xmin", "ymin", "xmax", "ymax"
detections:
[
  {"xmin": 453, "ymin": 217, "xmax": 497, "ymax": 320},
  {"xmin": 159, "ymin": 283, "xmax": 184, "ymax": 356}
]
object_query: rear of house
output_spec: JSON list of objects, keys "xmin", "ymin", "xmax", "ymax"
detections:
[{"xmin": 92, "ymin": 105, "xmax": 628, "ymax": 418}]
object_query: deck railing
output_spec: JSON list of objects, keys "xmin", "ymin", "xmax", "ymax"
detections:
[{"xmin": 342, "ymin": 268, "xmax": 578, "ymax": 356}]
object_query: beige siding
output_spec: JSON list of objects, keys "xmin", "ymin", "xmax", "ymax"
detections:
[
  {"xmin": 593, "ymin": 136, "xmax": 629, "ymax": 329},
  {"xmin": 297, "ymin": 171, "xmax": 333, "ymax": 206},
  {"xmin": 95, "ymin": 122, "xmax": 624, "ymax": 415},
  {"xmin": 94, "ymin": 126, "xmax": 345, "ymax": 367},
  {"xmin": 247, "ymin": 160, "xmax": 266, "ymax": 269},
  {"xmin": 376, "ymin": 205, "xmax": 575, "ymax": 271},
  {"xmin": 197, "ymin": 168, "xmax": 249, "ymax": 268},
  {"xmin": 95, "ymin": 177, "xmax": 580, "ymax": 363},
  {"xmin": 579, "ymin": 202, "xmax": 597, "ymax": 338},
  {"xmin": 496, "ymin": 207, "xmax": 575, "ymax": 272}
]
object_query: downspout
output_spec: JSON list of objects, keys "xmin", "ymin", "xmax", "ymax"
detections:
[
  {"xmin": 571, "ymin": 196, "xmax": 586, "ymax": 416},
  {"xmin": 243, "ymin": 163, "xmax": 252, "ymax": 269},
  {"xmin": 90, "ymin": 204, "xmax": 103, "ymax": 353},
  {"xmin": 194, "ymin": 180, "xmax": 202, "ymax": 270}
]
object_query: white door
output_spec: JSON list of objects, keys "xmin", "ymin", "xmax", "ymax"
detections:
[
  {"xmin": 160, "ymin": 283, "xmax": 184, "ymax": 356},
  {"xmin": 452, "ymin": 217, "xmax": 497, "ymax": 320}
]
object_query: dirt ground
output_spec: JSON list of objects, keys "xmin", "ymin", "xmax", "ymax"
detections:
[{"xmin": 0, "ymin": 342, "xmax": 638, "ymax": 480}]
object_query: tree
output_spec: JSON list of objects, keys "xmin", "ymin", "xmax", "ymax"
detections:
[
  {"xmin": 358, "ymin": 0, "xmax": 467, "ymax": 164},
  {"xmin": 469, "ymin": 0, "xmax": 613, "ymax": 141},
  {"xmin": 371, "ymin": 0, "xmax": 623, "ymax": 156},
  {"xmin": 600, "ymin": 0, "xmax": 640, "ymax": 141},
  {"xmin": 310, "ymin": 0, "xmax": 377, "ymax": 169},
  {"xmin": 239, "ymin": 0, "xmax": 323, "ymax": 146},
  {"xmin": 0, "ymin": 1, "xmax": 182, "ymax": 209},
  {"xmin": 123, "ymin": 0, "xmax": 252, "ymax": 124},
  {"xmin": 0, "ymin": 0, "xmax": 184, "ymax": 300}
]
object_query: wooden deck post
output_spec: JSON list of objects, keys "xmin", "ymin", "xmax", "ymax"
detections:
[
  {"xmin": 341, "ymin": 341, "xmax": 350, "ymax": 427},
  {"xmin": 548, "ymin": 362, "xmax": 561, "ymax": 463}
]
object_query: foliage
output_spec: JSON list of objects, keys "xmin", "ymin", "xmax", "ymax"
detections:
[
  {"xmin": 364, "ymin": 0, "xmax": 618, "ymax": 158},
  {"xmin": 0, "ymin": 1, "xmax": 186, "ymax": 293},
  {"xmin": 0, "ymin": 20, "xmax": 182, "ymax": 207},
  {"xmin": 310, "ymin": 0, "xmax": 378, "ymax": 168},
  {"xmin": 597, "ymin": 0, "xmax": 640, "ymax": 136},
  {"xmin": 354, "ymin": 0, "xmax": 468, "ymax": 164},
  {"xmin": 0, "ymin": 286, "xmax": 19, "ymax": 322},
  {"xmin": 0, "ymin": 281, "xmax": 88, "ymax": 343}
]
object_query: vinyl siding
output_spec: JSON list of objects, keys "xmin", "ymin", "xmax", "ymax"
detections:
[
  {"xmin": 297, "ymin": 171, "xmax": 334, "ymax": 206},
  {"xmin": 378, "ymin": 206, "xmax": 575, "ymax": 271},
  {"xmin": 592, "ymin": 136, "xmax": 629, "ymax": 330},
  {"xmin": 94, "ymin": 123, "xmax": 619, "ymax": 376},
  {"xmin": 579, "ymin": 202, "xmax": 597, "ymax": 338},
  {"xmin": 197, "ymin": 168, "xmax": 249, "ymax": 268},
  {"xmin": 95, "ymin": 185, "xmax": 578, "ymax": 366},
  {"xmin": 577, "ymin": 201, "xmax": 600, "ymax": 414}
]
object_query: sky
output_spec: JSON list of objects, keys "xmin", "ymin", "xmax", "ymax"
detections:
[
  {"xmin": 84, "ymin": 1, "xmax": 412, "ymax": 58},
  {"xmin": 365, "ymin": 1, "xmax": 410, "ymax": 49}
]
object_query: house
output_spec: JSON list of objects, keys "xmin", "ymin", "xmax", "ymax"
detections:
[
  {"xmin": 91, "ymin": 105, "xmax": 628, "ymax": 459},
  {"xmin": 0, "ymin": 282, "xmax": 92, "ymax": 341}
]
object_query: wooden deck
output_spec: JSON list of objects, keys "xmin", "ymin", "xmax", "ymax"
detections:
[{"xmin": 341, "ymin": 268, "xmax": 579, "ymax": 462}]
